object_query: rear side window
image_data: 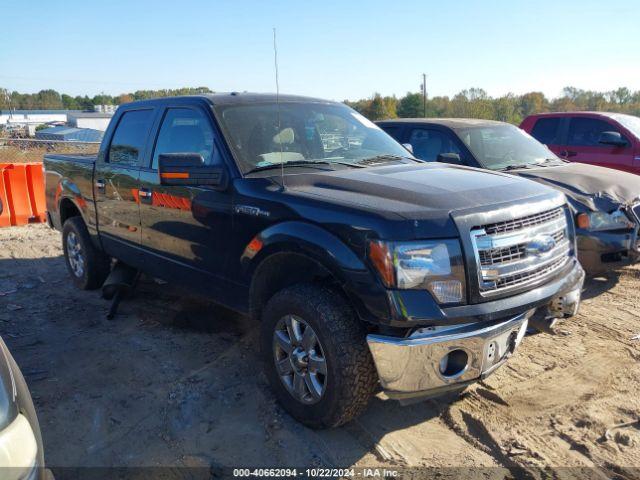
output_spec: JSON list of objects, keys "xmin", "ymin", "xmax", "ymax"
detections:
[
  {"xmin": 567, "ymin": 117, "xmax": 628, "ymax": 147},
  {"xmin": 108, "ymin": 110, "xmax": 154, "ymax": 166},
  {"xmin": 530, "ymin": 118, "xmax": 561, "ymax": 145},
  {"xmin": 152, "ymin": 108, "xmax": 220, "ymax": 169},
  {"xmin": 408, "ymin": 128, "xmax": 461, "ymax": 162}
]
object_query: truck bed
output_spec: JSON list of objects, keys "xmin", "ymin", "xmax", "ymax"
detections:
[
  {"xmin": 44, "ymin": 153, "xmax": 97, "ymax": 231},
  {"xmin": 44, "ymin": 153, "xmax": 97, "ymax": 164}
]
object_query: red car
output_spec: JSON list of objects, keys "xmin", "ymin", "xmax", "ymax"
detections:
[{"xmin": 521, "ymin": 112, "xmax": 640, "ymax": 175}]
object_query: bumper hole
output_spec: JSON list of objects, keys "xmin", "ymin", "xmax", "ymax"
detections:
[{"xmin": 439, "ymin": 349, "xmax": 469, "ymax": 378}]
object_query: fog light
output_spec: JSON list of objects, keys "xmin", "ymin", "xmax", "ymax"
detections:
[
  {"xmin": 439, "ymin": 349, "xmax": 469, "ymax": 377},
  {"xmin": 429, "ymin": 280, "xmax": 463, "ymax": 303}
]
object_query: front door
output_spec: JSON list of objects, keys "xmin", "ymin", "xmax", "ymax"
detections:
[
  {"xmin": 562, "ymin": 117, "xmax": 635, "ymax": 172},
  {"xmin": 137, "ymin": 105, "xmax": 234, "ymax": 292},
  {"xmin": 406, "ymin": 127, "xmax": 464, "ymax": 163},
  {"xmin": 95, "ymin": 108, "xmax": 155, "ymax": 262}
]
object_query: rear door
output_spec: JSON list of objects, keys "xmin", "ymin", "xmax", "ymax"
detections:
[
  {"xmin": 95, "ymin": 108, "xmax": 155, "ymax": 260},
  {"xmin": 137, "ymin": 104, "xmax": 234, "ymax": 288},
  {"xmin": 562, "ymin": 116, "xmax": 634, "ymax": 171}
]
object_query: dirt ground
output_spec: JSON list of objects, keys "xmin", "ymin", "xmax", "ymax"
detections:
[{"xmin": 1, "ymin": 224, "xmax": 639, "ymax": 479}]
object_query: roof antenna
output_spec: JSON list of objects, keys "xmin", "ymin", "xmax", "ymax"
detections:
[{"xmin": 273, "ymin": 27, "xmax": 285, "ymax": 190}]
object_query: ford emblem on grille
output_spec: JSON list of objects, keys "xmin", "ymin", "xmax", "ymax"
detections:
[{"xmin": 526, "ymin": 234, "xmax": 556, "ymax": 256}]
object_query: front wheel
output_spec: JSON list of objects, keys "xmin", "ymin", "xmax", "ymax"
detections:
[
  {"xmin": 260, "ymin": 283, "xmax": 378, "ymax": 428},
  {"xmin": 62, "ymin": 217, "xmax": 110, "ymax": 290}
]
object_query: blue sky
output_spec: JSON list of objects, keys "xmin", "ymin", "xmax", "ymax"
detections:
[{"xmin": 2, "ymin": 0, "xmax": 639, "ymax": 101}]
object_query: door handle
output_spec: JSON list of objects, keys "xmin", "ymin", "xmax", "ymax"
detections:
[
  {"xmin": 560, "ymin": 150, "xmax": 577, "ymax": 158},
  {"xmin": 95, "ymin": 179, "xmax": 106, "ymax": 193},
  {"xmin": 138, "ymin": 188, "xmax": 153, "ymax": 204}
]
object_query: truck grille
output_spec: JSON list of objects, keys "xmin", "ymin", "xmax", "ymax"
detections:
[
  {"xmin": 478, "ymin": 230, "xmax": 565, "ymax": 266},
  {"xmin": 471, "ymin": 207, "xmax": 571, "ymax": 296},
  {"xmin": 481, "ymin": 207, "xmax": 564, "ymax": 235}
]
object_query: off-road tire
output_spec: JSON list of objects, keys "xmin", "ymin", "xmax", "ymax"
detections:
[
  {"xmin": 62, "ymin": 217, "xmax": 110, "ymax": 290},
  {"xmin": 261, "ymin": 283, "xmax": 378, "ymax": 428}
]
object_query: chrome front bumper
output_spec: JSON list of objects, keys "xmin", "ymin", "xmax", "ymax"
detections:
[{"xmin": 367, "ymin": 312, "xmax": 530, "ymax": 399}]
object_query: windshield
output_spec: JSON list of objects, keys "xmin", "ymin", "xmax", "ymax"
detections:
[
  {"xmin": 454, "ymin": 124, "xmax": 558, "ymax": 170},
  {"xmin": 611, "ymin": 113, "xmax": 640, "ymax": 139},
  {"xmin": 214, "ymin": 102, "xmax": 411, "ymax": 174}
]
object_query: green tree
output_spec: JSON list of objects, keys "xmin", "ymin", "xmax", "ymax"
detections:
[
  {"xmin": 35, "ymin": 90, "xmax": 63, "ymax": 109},
  {"xmin": 449, "ymin": 88, "xmax": 494, "ymax": 119},
  {"xmin": 361, "ymin": 93, "xmax": 391, "ymax": 120},
  {"xmin": 397, "ymin": 92, "xmax": 424, "ymax": 117},
  {"xmin": 519, "ymin": 92, "xmax": 548, "ymax": 117},
  {"xmin": 493, "ymin": 94, "xmax": 520, "ymax": 124},
  {"xmin": 61, "ymin": 94, "xmax": 79, "ymax": 110},
  {"xmin": 383, "ymin": 96, "xmax": 398, "ymax": 118}
]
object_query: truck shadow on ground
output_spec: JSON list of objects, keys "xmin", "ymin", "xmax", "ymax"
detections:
[{"xmin": 580, "ymin": 270, "xmax": 624, "ymax": 300}]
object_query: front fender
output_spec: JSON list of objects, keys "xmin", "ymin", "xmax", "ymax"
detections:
[{"xmin": 241, "ymin": 221, "xmax": 391, "ymax": 324}]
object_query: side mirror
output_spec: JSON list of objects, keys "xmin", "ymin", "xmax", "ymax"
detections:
[
  {"xmin": 402, "ymin": 143, "xmax": 414, "ymax": 154},
  {"xmin": 437, "ymin": 152, "xmax": 463, "ymax": 165},
  {"xmin": 598, "ymin": 131, "xmax": 627, "ymax": 147},
  {"xmin": 158, "ymin": 153, "xmax": 227, "ymax": 188}
]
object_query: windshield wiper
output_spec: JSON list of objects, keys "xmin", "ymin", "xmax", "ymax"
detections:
[
  {"xmin": 501, "ymin": 164, "xmax": 532, "ymax": 171},
  {"xmin": 244, "ymin": 159, "xmax": 363, "ymax": 175}
]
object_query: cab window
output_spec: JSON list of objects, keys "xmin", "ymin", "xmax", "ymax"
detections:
[
  {"xmin": 152, "ymin": 108, "xmax": 221, "ymax": 169},
  {"xmin": 567, "ymin": 118, "xmax": 628, "ymax": 147},
  {"xmin": 108, "ymin": 109, "xmax": 154, "ymax": 166},
  {"xmin": 408, "ymin": 128, "xmax": 461, "ymax": 162}
]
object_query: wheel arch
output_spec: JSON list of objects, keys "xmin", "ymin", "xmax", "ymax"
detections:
[
  {"xmin": 244, "ymin": 221, "xmax": 387, "ymax": 323},
  {"xmin": 59, "ymin": 196, "xmax": 83, "ymax": 226}
]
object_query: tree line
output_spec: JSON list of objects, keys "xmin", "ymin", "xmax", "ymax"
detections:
[
  {"xmin": 2, "ymin": 86, "xmax": 640, "ymax": 124},
  {"xmin": 0, "ymin": 87, "xmax": 213, "ymax": 111},
  {"xmin": 345, "ymin": 87, "xmax": 640, "ymax": 124}
]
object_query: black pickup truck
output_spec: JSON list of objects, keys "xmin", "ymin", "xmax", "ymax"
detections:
[{"xmin": 44, "ymin": 94, "xmax": 584, "ymax": 428}]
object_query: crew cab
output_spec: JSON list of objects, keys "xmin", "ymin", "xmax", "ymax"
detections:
[
  {"xmin": 378, "ymin": 118, "xmax": 640, "ymax": 275},
  {"xmin": 521, "ymin": 111, "xmax": 640, "ymax": 175},
  {"xmin": 44, "ymin": 94, "xmax": 584, "ymax": 428}
]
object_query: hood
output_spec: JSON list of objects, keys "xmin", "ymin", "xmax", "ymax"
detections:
[
  {"xmin": 512, "ymin": 162, "xmax": 640, "ymax": 212},
  {"xmin": 283, "ymin": 162, "xmax": 560, "ymax": 220}
]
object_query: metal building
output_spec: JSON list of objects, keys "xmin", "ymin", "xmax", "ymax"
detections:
[{"xmin": 35, "ymin": 126, "xmax": 104, "ymax": 142}]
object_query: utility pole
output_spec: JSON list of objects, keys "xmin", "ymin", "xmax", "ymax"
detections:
[{"xmin": 421, "ymin": 73, "xmax": 427, "ymax": 117}]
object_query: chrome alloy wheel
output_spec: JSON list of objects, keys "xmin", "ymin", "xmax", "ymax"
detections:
[
  {"xmin": 273, "ymin": 315, "xmax": 327, "ymax": 404},
  {"xmin": 66, "ymin": 232, "xmax": 85, "ymax": 278}
]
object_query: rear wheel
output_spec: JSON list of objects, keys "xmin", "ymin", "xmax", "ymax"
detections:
[
  {"xmin": 261, "ymin": 283, "xmax": 378, "ymax": 428},
  {"xmin": 62, "ymin": 217, "xmax": 110, "ymax": 290}
]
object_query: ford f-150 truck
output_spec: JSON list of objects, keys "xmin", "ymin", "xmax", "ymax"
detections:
[{"xmin": 44, "ymin": 94, "xmax": 584, "ymax": 428}]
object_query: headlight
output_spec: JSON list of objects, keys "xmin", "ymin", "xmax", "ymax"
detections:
[
  {"xmin": 368, "ymin": 239, "xmax": 466, "ymax": 304},
  {"xmin": 576, "ymin": 210, "xmax": 634, "ymax": 231}
]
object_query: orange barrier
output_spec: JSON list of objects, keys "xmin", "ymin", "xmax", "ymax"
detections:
[{"xmin": 0, "ymin": 163, "xmax": 47, "ymax": 227}]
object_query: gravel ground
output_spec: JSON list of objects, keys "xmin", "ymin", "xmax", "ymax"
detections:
[{"xmin": 0, "ymin": 224, "xmax": 638, "ymax": 478}]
